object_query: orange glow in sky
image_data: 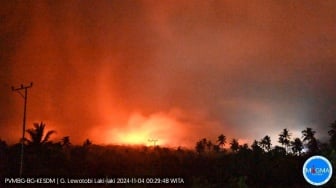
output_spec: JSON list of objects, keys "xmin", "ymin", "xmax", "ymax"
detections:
[
  {"xmin": 88, "ymin": 111, "xmax": 225, "ymax": 148},
  {"xmin": 1, "ymin": 1, "xmax": 335, "ymax": 148},
  {"xmin": 96, "ymin": 112, "xmax": 182, "ymax": 147},
  {"xmin": 118, "ymin": 132, "xmax": 150, "ymax": 146}
]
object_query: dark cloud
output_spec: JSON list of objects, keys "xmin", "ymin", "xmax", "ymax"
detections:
[{"xmin": 1, "ymin": 1, "xmax": 335, "ymax": 146}]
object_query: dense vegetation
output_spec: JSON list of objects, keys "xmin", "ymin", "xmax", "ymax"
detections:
[{"xmin": 1, "ymin": 121, "xmax": 336, "ymax": 187}]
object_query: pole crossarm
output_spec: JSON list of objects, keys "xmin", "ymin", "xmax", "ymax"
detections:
[
  {"xmin": 12, "ymin": 83, "xmax": 33, "ymax": 91},
  {"xmin": 148, "ymin": 138, "xmax": 158, "ymax": 146}
]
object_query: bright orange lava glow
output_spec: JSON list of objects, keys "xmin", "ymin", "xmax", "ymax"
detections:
[
  {"xmin": 111, "ymin": 112, "xmax": 171, "ymax": 146},
  {"xmin": 118, "ymin": 131, "xmax": 152, "ymax": 146},
  {"xmin": 93, "ymin": 113, "xmax": 193, "ymax": 146},
  {"xmin": 89, "ymin": 110, "xmax": 227, "ymax": 148}
]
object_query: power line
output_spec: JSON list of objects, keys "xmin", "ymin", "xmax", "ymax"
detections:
[{"xmin": 12, "ymin": 82, "xmax": 33, "ymax": 177}]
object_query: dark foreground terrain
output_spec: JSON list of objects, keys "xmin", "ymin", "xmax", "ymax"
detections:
[{"xmin": 0, "ymin": 142, "xmax": 335, "ymax": 187}]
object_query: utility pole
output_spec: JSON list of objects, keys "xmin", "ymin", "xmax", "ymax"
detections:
[
  {"xmin": 148, "ymin": 138, "xmax": 158, "ymax": 147},
  {"xmin": 12, "ymin": 82, "xmax": 33, "ymax": 177}
]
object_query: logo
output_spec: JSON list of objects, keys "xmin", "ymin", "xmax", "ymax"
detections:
[{"xmin": 303, "ymin": 155, "xmax": 333, "ymax": 186}]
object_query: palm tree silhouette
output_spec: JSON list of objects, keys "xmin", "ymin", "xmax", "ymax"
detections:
[
  {"xmin": 328, "ymin": 120, "xmax": 336, "ymax": 149},
  {"xmin": 302, "ymin": 128, "xmax": 315, "ymax": 142},
  {"xmin": 206, "ymin": 140, "xmax": 213, "ymax": 152},
  {"xmin": 260, "ymin": 135, "xmax": 272, "ymax": 152},
  {"xmin": 302, "ymin": 128, "xmax": 318, "ymax": 154},
  {"xmin": 251, "ymin": 140, "xmax": 262, "ymax": 153},
  {"xmin": 278, "ymin": 128, "xmax": 291, "ymax": 154},
  {"xmin": 61, "ymin": 136, "xmax": 71, "ymax": 148},
  {"xmin": 230, "ymin": 138, "xmax": 239, "ymax": 152},
  {"xmin": 195, "ymin": 139, "xmax": 206, "ymax": 154},
  {"xmin": 217, "ymin": 134, "xmax": 226, "ymax": 151},
  {"xmin": 25, "ymin": 122, "xmax": 56, "ymax": 147},
  {"xmin": 291, "ymin": 138, "xmax": 303, "ymax": 156},
  {"xmin": 239, "ymin": 143, "xmax": 249, "ymax": 153}
]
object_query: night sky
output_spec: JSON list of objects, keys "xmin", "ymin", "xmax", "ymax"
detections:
[{"xmin": 1, "ymin": 1, "xmax": 336, "ymax": 147}]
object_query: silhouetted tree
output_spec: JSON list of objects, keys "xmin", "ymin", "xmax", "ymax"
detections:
[
  {"xmin": 307, "ymin": 138, "xmax": 319, "ymax": 154},
  {"xmin": 302, "ymin": 128, "xmax": 319, "ymax": 154},
  {"xmin": 239, "ymin": 143, "xmax": 249, "ymax": 150},
  {"xmin": 217, "ymin": 134, "xmax": 226, "ymax": 151},
  {"xmin": 0, "ymin": 139, "xmax": 7, "ymax": 175},
  {"xmin": 230, "ymin": 139, "xmax": 239, "ymax": 152},
  {"xmin": 291, "ymin": 138, "xmax": 303, "ymax": 156},
  {"xmin": 238, "ymin": 143, "xmax": 250, "ymax": 154},
  {"xmin": 213, "ymin": 145, "xmax": 220, "ymax": 153},
  {"xmin": 271, "ymin": 146, "xmax": 286, "ymax": 156},
  {"xmin": 278, "ymin": 128, "xmax": 291, "ymax": 154},
  {"xmin": 302, "ymin": 127, "xmax": 315, "ymax": 142},
  {"xmin": 195, "ymin": 139, "xmax": 206, "ymax": 154},
  {"xmin": 260, "ymin": 135, "xmax": 272, "ymax": 152},
  {"xmin": 328, "ymin": 120, "xmax": 336, "ymax": 149},
  {"xmin": 0, "ymin": 139, "xmax": 7, "ymax": 150},
  {"xmin": 25, "ymin": 122, "xmax": 56, "ymax": 147},
  {"xmin": 251, "ymin": 140, "xmax": 262, "ymax": 153},
  {"xmin": 61, "ymin": 136, "xmax": 71, "ymax": 147},
  {"xmin": 83, "ymin": 139, "xmax": 92, "ymax": 147},
  {"xmin": 0, "ymin": 138, "xmax": 7, "ymax": 168},
  {"xmin": 206, "ymin": 140, "xmax": 213, "ymax": 152}
]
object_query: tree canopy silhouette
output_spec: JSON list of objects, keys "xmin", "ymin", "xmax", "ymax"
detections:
[
  {"xmin": 217, "ymin": 134, "xmax": 226, "ymax": 151},
  {"xmin": 251, "ymin": 140, "xmax": 263, "ymax": 153},
  {"xmin": 278, "ymin": 128, "xmax": 291, "ymax": 154},
  {"xmin": 25, "ymin": 122, "xmax": 56, "ymax": 147},
  {"xmin": 230, "ymin": 138, "xmax": 239, "ymax": 152},
  {"xmin": 61, "ymin": 136, "xmax": 71, "ymax": 148},
  {"xmin": 302, "ymin": 128, "xmax": 319, "ymax": 154},
  {"xmin": 291, "ymin": 138, "xmax": 303, "ymax": 156},
  {"xmin": 83, "ymin": 138, "xmax": 92, "ymax": 147},
  {"xmin": 260, "ymin": 135, "xmax": 272, "ymax": 152}
]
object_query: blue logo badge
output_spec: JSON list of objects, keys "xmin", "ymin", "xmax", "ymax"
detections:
[{"xmin": 303, "ymin": 155, "xmax": 333, "ymax": 186}]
